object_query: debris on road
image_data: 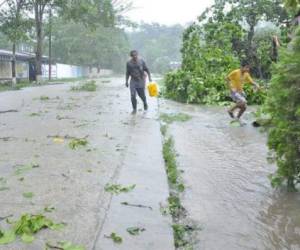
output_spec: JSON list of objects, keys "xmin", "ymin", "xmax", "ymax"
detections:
[{"xmin": 104, "ymin": 184, "xmax": 136, "ymax": 195}]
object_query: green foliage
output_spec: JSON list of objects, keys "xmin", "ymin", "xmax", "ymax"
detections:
[
  {"xmin": 0, "ymin": 0, "xmax": 31, "ymax": 44},
  {"xmin": 285, "ymin": 0, "xmax": 300, "ymax": 8},
  {"xmin": 0, "ymin": 214, "xmax": 65, "ymax": 245},
  {"xmin": 172, "ymin": 224, "xmax": 191, "ymax": 248},
  {"xmin": 164, "ymin": 0, "xmax": 288, "ymax": 105},
  {"xmin": 265, "ymin": 28, "xmax": 300, "ymax": 191},
  {"xmin": 51, "ymin": 17, "xmax": 129, "ymax": 72},
  {"xmin": 162, "ymin": 137, "xmax": 185, "ymax": 192},
  {"xmin": 104, "ymin": 184, "xmax": 136, "ymax": 195}
]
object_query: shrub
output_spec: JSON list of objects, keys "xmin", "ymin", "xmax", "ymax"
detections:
[{"xmin": 266, "ymin": 28, "xmax": 300, "ymax": 191}]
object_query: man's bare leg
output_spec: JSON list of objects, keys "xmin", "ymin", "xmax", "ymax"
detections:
[
  {"xmin": 228, "ymin": 104, "xmax": 239, "ymax": 118},
  {"xmin": 237, "ymin": 103, "xmax": 247, "ymax": 119}
]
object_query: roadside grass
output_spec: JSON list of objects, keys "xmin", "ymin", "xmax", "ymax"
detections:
[
  {"xmin": 163, "ymin": 137, "xmax": 183, "ymax": 191},
  {"xmin": 0, "ymin": 81, "xmax": 33, "ymax": 92},
  {"xmin": 160, "ymin": 112, "xmax": 197, "ymax": 249},
  {"xmin": 70, "ymin": 80, "xmax": 97, "ymax": 92},
  {"xmin": 0, "ymin": 77, "xmax": 89, "ymax": 93},
  {"xmin": 160, "ymin": 113, "xmax": 192, "ymax": 124}
]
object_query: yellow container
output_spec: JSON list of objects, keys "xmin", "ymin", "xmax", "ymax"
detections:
[{"xmin": 147, "ymin": 82, "xmax": 159, "ymax": 97}]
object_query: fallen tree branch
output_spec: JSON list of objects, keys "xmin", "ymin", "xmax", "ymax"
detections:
[{"xmin": 0, "ymin": 110, "xmax": 18, "ymax": 114}]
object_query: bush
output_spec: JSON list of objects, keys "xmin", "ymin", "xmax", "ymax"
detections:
[
  {"xmin": 266, "ymin": 28, "xmax": 300, "ymax": 191},
  {"xmin": 164, "ymin": 69, "xmax": 267, "ymax": 105}
]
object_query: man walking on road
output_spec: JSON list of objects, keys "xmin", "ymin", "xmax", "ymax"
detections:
[
  {"xmin": 226, "ymin": 61, "xmax": 260, "ymax": 124},
  {"xmin": 126, "ymin": 50, "xmax": 152, "ymax": 114}
]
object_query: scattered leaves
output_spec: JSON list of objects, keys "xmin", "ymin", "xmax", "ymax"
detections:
[
  {"xmin": 0, "ymin": 214, "xmax": 67, "ymax": 244},
  {"xmin": 40, "ymin": 96, "xmax": 50, "ymax": 101},
  {"xmin": 29, "ymin": 112, "xmax": 41, "ymax": 117},
  {"xmin": 44, "ymin": 206, "xmax": 56, "ymax": 213},
  {"xmin": 126, "ymin": 227, "xmax": 145, "ymax": 236},
  {"xmin": 69, "ymin": 138, "xmax": 88, "ymax": 150},
  {"xmin": 46, "ymin": 241, "xmax": 85, "ymax": 250},
  {"xmin": 106, "ymin": 232, "xmax": 123, "ymax": 244},
  {"xmin": 23, "ymin": 192, "xmax": 34, "ymax": 199},
  {"xmin": 0, "ymin": 230, "xmax": 16, "ymax": 245},
  {"xmin": 15, "ymin": 163, "xmax": 39, "ymax": 175},
  {"xmin": 104, "ymin": 184, "xmax": 136, "ymax": 195}
]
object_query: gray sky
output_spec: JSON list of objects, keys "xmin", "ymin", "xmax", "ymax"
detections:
[{"xmin": 126, "ymin": 0, "xmax": 214, "ymax": 25}]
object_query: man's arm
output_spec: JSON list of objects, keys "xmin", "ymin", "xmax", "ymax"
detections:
[
  {"xmin": 143, "ymin": 61, "xmax": 152, "ymax": 82},
  {"xmin": 246, "ymin": 73, "xmax": 260, "ymax": 90},
  {"xmin": 126, "ymin": 63, "xmax": 130, "ymax": 87}
]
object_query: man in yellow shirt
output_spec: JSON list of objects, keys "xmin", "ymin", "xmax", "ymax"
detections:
[{"xmin": 226, "ymin": 62, "xmax": 260, "ymax": 122}]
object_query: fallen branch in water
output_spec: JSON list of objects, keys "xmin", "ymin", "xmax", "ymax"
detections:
[
  {"xmin": 0, "ymin": 110, "xmax": 18, "ymax": 114},
  {"xmin": 121, "ymin": 202, "xmax": 153, "ymax": 210}
]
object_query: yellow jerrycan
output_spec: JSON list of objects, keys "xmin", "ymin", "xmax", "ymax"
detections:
[{"xmin": 147, "ymin": 82, "xmax": 159, "ymax": 97}]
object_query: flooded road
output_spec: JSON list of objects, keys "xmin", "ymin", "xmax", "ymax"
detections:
[
  {"xmin": 160, "ymin": 100, "xmax": 300, "ymax": 250},
  {"xmin": 0, "ymin": 78, "xmax": 172, "ymax": 250}
]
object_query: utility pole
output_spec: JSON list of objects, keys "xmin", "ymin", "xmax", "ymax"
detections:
[{"xmin": 48, "ymin": 7, "xmax": 52, "ymax": 81}]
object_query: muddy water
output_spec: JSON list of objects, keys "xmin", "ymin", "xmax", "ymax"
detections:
[{"xmin": 161, "ymin": 100, "xmax": 300, "ymax": 250}]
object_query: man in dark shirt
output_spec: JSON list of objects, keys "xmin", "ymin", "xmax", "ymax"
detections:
[{"xmin": 126, "ymin": 50, "xmax": 152, "ymax": 114}]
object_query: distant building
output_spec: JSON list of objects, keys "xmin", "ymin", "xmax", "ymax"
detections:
[
  {"xmin": 0, "ymin": 49, "xmax": 33, "ymax": 81},
  {"xmin": 0, "ymin": 48, "xmax": 112, "ymax": 82}
]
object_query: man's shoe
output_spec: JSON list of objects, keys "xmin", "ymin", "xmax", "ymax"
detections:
[
  {"xmin": 144, "ymin": 104, "xmax": 148, "ymax": 111},
  {"xmin": 131, "ymin": 109, "xmax": 137, "ymax": 115}
]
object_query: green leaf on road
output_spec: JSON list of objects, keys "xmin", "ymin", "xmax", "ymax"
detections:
[
  {"xmin": 0, "ymin": 230, "xmax": 16, "ymax": 245},
  {"xmin": 23, "ymin": 192, "xmax": 34, "ymax": 199},
  {"xmin": 0, "ymin": 187, "xmax": 9, "ymax": 192},
  {"xmin": 40, "ymin": 96, "xmax": 50, "ymax": 101},
  {"xmin": 21, "ymin": 233, "xmax": 34, "ymax": 243},
  {"xmin": 69, "ymin": 138, "xmax": 88, "ymax": 150},
  {"xmin": 127, "ymin": 227, "xmax": 146, "ymax": 236},
  {"xmin": 106, "ymin": 232, "xmax": 123, "ymax": 244},
  {"xmin": 15, "ymin": 163, "xmax": 39, "ymax": 175},
  {"xmin": 46, "ymin": 241, "xmax": 85, "ymax": 250},
  {"xmin": 44, "ymin": 206, "xmax": 56, "ymax": 213},
  {"xmin": 104, "ymin": 184, "xmax": 136, "ymax": 195}
]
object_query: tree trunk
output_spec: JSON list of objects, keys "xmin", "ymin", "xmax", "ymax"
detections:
[
  {"xmin": 48, "ymin": 8, "xmax": 52, "ymax": 81},
  {"xmin": 287, "ymin": 177, "xmax": 296, "ymax": 192},
  {"xmin": 11, "ymin": 43, "xmax": 17, "ymax": 87},
  {"xmin": 35, "ymin": 3, "xmax": 44, "ymax": 83}
]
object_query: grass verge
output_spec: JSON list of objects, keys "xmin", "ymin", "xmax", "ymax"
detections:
[
  {"xmin": 160, "ymin": 113, "xmax": 192, "ymax": 124},
  {"xmin": 160, "ymin": 115, "xmax": 197, "ymax": 249},
  {"xmin": 70, "ymin": 80, "xmax": 97, "ymax": 92}
]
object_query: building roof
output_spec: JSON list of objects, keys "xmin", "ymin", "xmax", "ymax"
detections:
[{"xmin": 0, "ymin": 49, "xmax": 48, "ymax": 62}]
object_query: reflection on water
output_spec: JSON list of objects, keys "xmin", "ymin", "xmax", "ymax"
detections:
[{"xmin": 162, "ymin": 100, "xmax": 300, "ymax": 250}]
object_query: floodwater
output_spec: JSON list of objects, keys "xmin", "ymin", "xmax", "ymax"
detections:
[{"xmin": 161, "ymin": 100, "xmax": 300, "ymax": 250}]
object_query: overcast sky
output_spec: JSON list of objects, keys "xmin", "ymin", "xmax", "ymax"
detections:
[{"xmin": 126, "ymin": 0, "xmax": 214, "ymax": 26}]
